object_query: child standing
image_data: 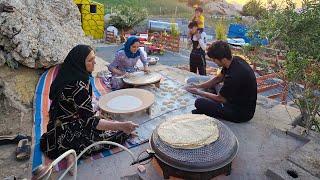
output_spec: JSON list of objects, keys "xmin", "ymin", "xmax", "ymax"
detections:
[{"xmin": 192, "ymin": 7, "xmax": 205, "ymax": 33}]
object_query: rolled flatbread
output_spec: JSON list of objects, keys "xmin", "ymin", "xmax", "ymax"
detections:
[{"xmin": 157, "ymin": 114, "xmax": 219, "ymax": 149}]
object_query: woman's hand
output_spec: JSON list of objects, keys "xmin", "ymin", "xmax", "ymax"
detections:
[
  {"xmin": 96, "ymin": 119, "xmax": 138, "ymax": 132},
  {"xmin": 119, "ymin": 121, "xmax": 139, "ymax": 134},
  {"xmin": 143, "ymin": 67, "xmax": 150, "ymax": 74},
  {"xmin": 111, "ymin": 67, "xmax": 127, "ymax": 77},
  {"xmin": 123, "ymin": 72, "xmax": 131, "ymax": 78}
]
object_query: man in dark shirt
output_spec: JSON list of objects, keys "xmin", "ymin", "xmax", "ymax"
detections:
[{"xmin": 186, "ymin": 41, "xmax": 257, "ymax": 122}]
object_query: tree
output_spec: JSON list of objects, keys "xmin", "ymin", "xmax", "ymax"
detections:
[
  {"xmin": 242, "ymin": 0, "xmax": 267, "ymax": 19},
  {"xmin": 109, "ymin": 5, "xmax": 148, "ymax": 42},
  {"xmin": 249, "ymin": 0, "xmax": 320, "ymax": 132}
]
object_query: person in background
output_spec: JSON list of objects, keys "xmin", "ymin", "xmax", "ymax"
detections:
[
  {"xmin": 186, "ymin": 41, "xmax": 257, "ymax": 123},
  {"xmin": 108, "ymin": 36, "xmax": 149, "ymax": 90},
  {"xmin": 188, "ymin": 21, "xmax": 207, "ymax": 75}
]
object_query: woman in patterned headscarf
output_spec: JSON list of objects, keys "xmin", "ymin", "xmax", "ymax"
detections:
[
  {"xmin": 108, "ymin": 36, "xmax": 149, "ymax": 90},
  {"xmin": 40, "ymin": 45, "xmax": 138, "ymax": 171}
]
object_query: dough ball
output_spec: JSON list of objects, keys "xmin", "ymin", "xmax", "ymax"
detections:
[
  {"xmin": 163, "ymin": 101, "xmax": 169, "ymax": 105},
  {"xmin": 167, "ymin": 104, "xmax": 173, "ymax": 109}
]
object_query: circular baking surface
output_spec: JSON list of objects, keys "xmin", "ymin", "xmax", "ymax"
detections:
[
  {"xmin": 123, "ymin": 71, "xmax": 162, "ymax": 86},
  {"xmin": 150, "ymin": 115, "xmax": 239, "ymax": 172},
  {"xmin": 99, "ymin": 88, "xmax": 155, "ymax": 114}
]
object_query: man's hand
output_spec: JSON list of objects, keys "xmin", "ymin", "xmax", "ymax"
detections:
[
  {"xmin": 186, "ymin": 87, "xmax": 201, "ymax": 95},
  {"xmin": 186, "ymin": 82, "xmax": 199, "ymax": 89},
  {"xmin": 195, "ymin": 33, "xmax": 201, "ymax": 40}
]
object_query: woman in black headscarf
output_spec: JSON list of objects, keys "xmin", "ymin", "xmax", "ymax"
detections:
[{"xmin": 40, "ymin": 45, "xmax": 138, "ymax": 164}]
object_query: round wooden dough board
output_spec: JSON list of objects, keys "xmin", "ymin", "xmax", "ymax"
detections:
[
  {"xmin": 123, "ymin": 71, "xmax": 162, "ymax": 86},
  {"xmin": 98, "ymin": 88, "xmax": 155, "ymax": 114}
]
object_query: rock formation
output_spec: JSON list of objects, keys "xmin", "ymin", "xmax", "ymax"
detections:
[
  {"xmin": 0, "ymin": 0, "xmax": 91, "ymax": 69},
  {"xmin": 0, "ymin": 1, "xmax": 93, "ymax": 178},
  {"xmin": 205, "ymin": 0, "xmax": 241, "ymax": 16}
]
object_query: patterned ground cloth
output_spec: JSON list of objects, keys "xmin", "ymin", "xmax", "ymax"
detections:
[{"xmin": 32, "ymin": 66, "xmax": 148, "ymax": 172}]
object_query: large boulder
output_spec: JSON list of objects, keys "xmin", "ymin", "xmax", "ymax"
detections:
[
  {"xmin": 0, "ymin": 0, "xmax": 91, "ymax": 68},
  {"xmin": 0, "ymin": 64, "xmax": 40, "ymax": 133}
]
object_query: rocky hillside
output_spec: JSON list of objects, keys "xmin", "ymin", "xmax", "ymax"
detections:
[{"xmin": 205, "ymin": 0, "xmax": 241, "ymax": 16}]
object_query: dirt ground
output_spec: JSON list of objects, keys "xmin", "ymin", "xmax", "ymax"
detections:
[
  {"xmin": 0, "ymin": 66, "xmax": 39, "ymax": 179},
  {"xmin": 0, "ymin": 98, "xmax": 33, "ymax": 179}
]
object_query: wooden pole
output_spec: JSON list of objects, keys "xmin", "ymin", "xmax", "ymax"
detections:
[{"xmin": 175, "ymin": 6, "xmax": 177, "ymax": 17}]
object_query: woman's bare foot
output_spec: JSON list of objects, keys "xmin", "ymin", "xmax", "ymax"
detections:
[{"xmin": 66, "ymin": 154, "xmax": 76, "ymax": 176}]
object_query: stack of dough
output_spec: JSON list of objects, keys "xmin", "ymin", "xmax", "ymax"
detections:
[{"xmin": 157, "ymin": 114, "xmax": 219, "ymax": 149}]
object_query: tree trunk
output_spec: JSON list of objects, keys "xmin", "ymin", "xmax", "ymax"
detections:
[{"xmin": 120, "ymin": 29, "xmax": 126, "ymax": 43}]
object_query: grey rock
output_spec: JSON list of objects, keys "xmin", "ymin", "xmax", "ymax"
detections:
[
  {"xmin": 121, "ymin": 173, "xmax": 144, "ymax": 180},
  {"xmin": 288, "ymin": 141, "xmax": 320, "ymax": 178},
  {"xmin": 0, "ymin": 0, "xmax": 91, "ymax": 69},
  {"xmin": 0, "ymin": 50, "xmax": 5, "ymax": 66},
  {"xmin": 3, "ymin": 175, "xmax": 16, "ymax": 180},
  {"xmin": 266, "ymin": 160, "xmax": 319, "ymax": 180}
]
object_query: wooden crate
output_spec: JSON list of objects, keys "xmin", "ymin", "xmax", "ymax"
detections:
[
  {"xmin": 161, "ymin": 35, "xmax": 180, "ymax": 52},
  {"xmin": 105, "ymin": 30, "xmax": 116, "ymax": 43}
]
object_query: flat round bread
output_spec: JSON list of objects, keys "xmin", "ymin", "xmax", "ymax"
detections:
[
  {"xmin": 123, "ymin": 71, "xmax": 162, "ymax": 85},
  {"xmin": 157, "ymin": 114, "xmax": 219, "ymax": 149}
]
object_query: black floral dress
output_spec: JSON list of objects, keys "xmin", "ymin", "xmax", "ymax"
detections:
[{"xmin": 40, "ymin": 80, "xmax": 129, "ymax": 160}]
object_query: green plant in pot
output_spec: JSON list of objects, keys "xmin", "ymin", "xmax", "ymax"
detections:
[{"xmin": 170, "ymin": 19, "xmax": 180, "ymax": 38}]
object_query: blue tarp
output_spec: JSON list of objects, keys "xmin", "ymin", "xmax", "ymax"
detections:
[{"xmin": 227, "ymin": 23, "xmax": 268, "ymax": 46}]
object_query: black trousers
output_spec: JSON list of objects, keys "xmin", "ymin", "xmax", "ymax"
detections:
[
  {"xmin": 192, "ymin": 88, "xmax": 249, "ymax": 123},
  {"xmin": 190, "ymin": 49, "xmax": 206, "ymax": 75}
]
